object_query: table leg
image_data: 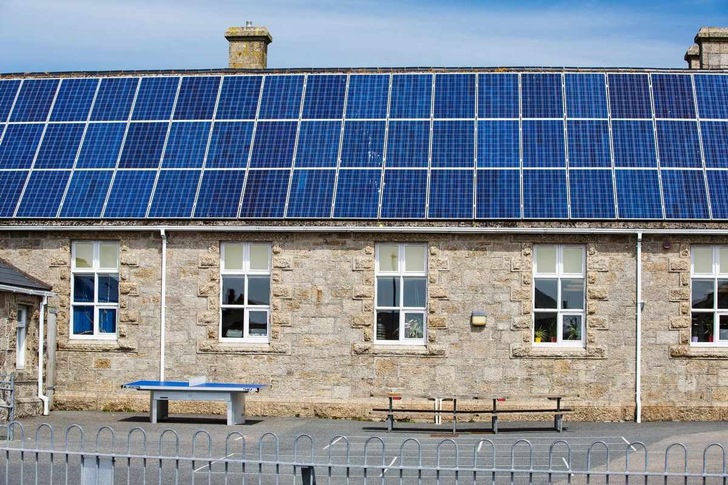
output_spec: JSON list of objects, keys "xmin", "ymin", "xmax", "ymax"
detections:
[
  {"xmin": 491, "ymin": 398, "xmax": 498, "ymax": 434},
  {"xmin": 554, "ymin": 397, "xmax": 562, "ymax": 432},
  {"xmin": 452, "ymin": 399, "xmax": 457, "ymax": 434},
  {"xmin": 434, "ymin": 398, "xmax": 442, "ymax": 425},
  {"xmin": 387, "ymin": 397, "xmax": 393, "ymax": 432},
  {"xmin": 229, "ymin": 392, "xmax": 246, "ymax": 425},
  {"xmin": 151, "ymin": 393, "xmax": 168, "ymax": 423}
]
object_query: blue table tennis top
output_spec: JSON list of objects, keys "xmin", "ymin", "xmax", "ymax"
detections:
[{"xmin": 122, "ymin": 380, "xmax": 266, "ymax": 392}]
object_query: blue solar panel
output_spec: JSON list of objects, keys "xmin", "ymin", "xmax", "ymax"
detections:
[
  {"xmin": 612, "ymin": 121, "xmax": 657, "ymax": 168},
  {"xmin": 34, "ymin": 123, "xmax": 85, "ymax": 169},
  {"xmin": 295, "ymin": 121, "xmax": 340, "ymax": 168},
  {"xmin": 477, "ymin": 121, "xmax": 519, "ymax": 168},
  {"xmin": 333, "ymin": 169, "xmax": 381, "ymax": 218},
  {"xmin": 523, "ymin": 120, "xmax": 565, "ymax": 168},
  {"xmin": 103, "ymin": 170, "xmax": 156, "ymax": 218},
  {"xmin": 90, "ymin": 78, "xmax": 138, "ymax": 122},
  {"xmin": 656, "ymin": 121, "xmax": 701, "ymax": 168},
  {"xmin": 615, "ymin": 169, "xmax": 662, "ymax": 219},
  {"xmin": 51, "ymin": 78, "xmax": 98, "ymax": 122},
  {"xmin": 652, "ymin": 74, "xmax": 695, "ymax": 119},
  {"xmin": 302, "ymin": 75, "xmax": 346, "ymax": 119},
  {"xmin": 476, "ymin": 169, "xmax": 521, "ymax": 218},
  {"xmin": 608, "ymin": 74, "xmax": 652, "ymax": 119},
  {"xmin": 478, "ymin": 74, "xmax": 518, "ymax": 119},
  {"xmin": 76, "ymin": 123, "xmax": 126, "ymax": 169},
  {"xmin": 565, "ymin": 74, "xmax": 607, "ymax": 118},
  {"xmin": 286, "ymin": 169, "xmax": 336, "ymax": 217},
  {"xmin": 216, "ymin": 76, "xmax": 262, "ymax": 120},
  {"xmin": 707, "ymin": 170, "xmax": 728, "ymax": 219},
  {"xmin": 206, "ymin": 122, "xmax": 253, "ymax": 168},
  {"xmin": 59, "ymin": 170, "xmax": 113, "ymax": 217},
  {"xmin": 148, "ymin": 170, "xmax": 200, "ymax": 217},
  {"xmin": 250, "ymin": 121, "xmax": 297, "ymax": 168},
  {"xmin": 390, "ymin": 75, "xmax": 432, "ymax": 119},
  {"xmin": 434, "ymin": 74, "xmax": 475, "ymax": 119},
  {"xmin": 15, "ymin": 170, "xmax": 70, "ymax": 217},
  {"xmin": 380, "ymin": 169, "xmax": 427, "ymax": 219},
  {"xmin": 694, "ymin": 75, "xmax": 728, "ymax": 120},
  {"xmin": 132, "ymin": 77, "xmax": 179, "ymax": 121},
  {"xmin": 259, "ymin": 75, "xmax": 304, "ymax": 119},
  {"xmin": 0, "ymin": 171, "xmax": 28, "ymax": 217},
  {"xmin": 194, "ymin": 170, "xmax": 246, "ymax": 218},
  {"xmin": 522, "ymin": 74, "xmax": 563, "ymax": 119},
  {"xmin": 0, "ymin": 80, "xmax": 21, "ymax": 121},
  {"xmin": 701, "ymin": 121, "xmax": 728, "ymax": 169},
  {"xmin": 162, "ymin": 122, "xmax": 211, "ymax": 168},
  {"xmin": 10, "ymin": 79, "xmax": 58, "ymax": 122},
  {"xmin": 174, "ymin": 76, "xmax": 220, "ymax": 120},
  {"xmin": 0, "ymin": 124, "xmax": 44, "ymax": 169},
  {"xmin": 432, "ymin": 121, "xmax": 474, "ymax": 168},
  {"xmin": 118, "ymin": 122, "xmax": 167, "ymax": 168},
  {"xmin": 662, "ymin": 169, "xmax": 709, "ymax": 219},
  {"xmin": 569, "ymin": 169, "xmax": 615, "ymax": 218},
  {"xmin": 429, "ymin": 169, "xmax": 473, "ymax": 219},
  {"xmin": 523, "ymin": 170, "xmax": 567, "ymax": 218},
  {"xmin": 386, "ymin": 121, "xmax": 429, "ymax": 168},
  {"xmin": 346, "ymin": 75, "xmax": 389, "ymax": 119},
  {"xmin": 340, "ymin": 121, "xmax": 385, "ymax": 168},
  {"xmin": 567, "ymin": 120, "xmax": 611, "ymax": 168},
  {"xmin": 239, "ymin": 170, "xmax": 289, "ymax": 218}
]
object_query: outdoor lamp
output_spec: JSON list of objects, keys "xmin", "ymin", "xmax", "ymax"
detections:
[{"xmin": 470, "ymin": 310, "xmax": 487, "ymax": 326}]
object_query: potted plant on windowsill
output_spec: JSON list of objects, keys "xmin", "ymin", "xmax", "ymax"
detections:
[{"xmin": 534, "ymin": 328, "xmax": 547, "ymax": 343}]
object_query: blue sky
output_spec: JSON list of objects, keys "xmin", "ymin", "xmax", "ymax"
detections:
[{"xmin": 0, "ymin": 0, "xmax": 726, "ymax": 72}]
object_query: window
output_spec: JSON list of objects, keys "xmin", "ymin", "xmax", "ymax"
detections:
[
  {"xmin": 691, "ymin": 246, "xmax": 728, "ymax": 345},
  {"xmin": 71, "ymin": 241, "xmax": 119, "ymax": 339},
  {"xmin": 533, "ymin": 245, "xmax": 585, "ymax": 346},
  {"xmin": 16, "ymin": 306, "xmax": 28, "ymax": 369},
  {"xmin": 220, "ymin": 243, "xmax": 271, "ymax": 341},
  {"xmin": 375, "ymin": 243, "xmax": 427, "ymax": 344}
]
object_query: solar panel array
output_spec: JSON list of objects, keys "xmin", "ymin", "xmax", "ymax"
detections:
[{"xmin": 0, "ymin": 71, "xmax": 727, "ymax": 220}]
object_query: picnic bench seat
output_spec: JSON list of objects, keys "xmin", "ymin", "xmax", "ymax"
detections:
[{"xmin": 372, "ymin": 392, "xmax": 574, "ymax": 434}]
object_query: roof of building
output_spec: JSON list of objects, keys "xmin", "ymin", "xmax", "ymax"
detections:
[
  {"xmin": 0, "ymin": 68, "xmax": 727, "ymax": 226},
  {"xmin": 0, "ymin": 258, "xmax": 52, "ymax": 293}
]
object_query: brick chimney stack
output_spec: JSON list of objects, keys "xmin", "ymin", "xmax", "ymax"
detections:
[
  {"xmin": 225, "ymin": 22, "xmax": 272, "ymax": 69},
  {"xmin": 685, "ymin": 27, "xmax": 728, "ymax": 69}
]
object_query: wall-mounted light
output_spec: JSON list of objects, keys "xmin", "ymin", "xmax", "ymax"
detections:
[{"xmin": 470, "ymin": 310, "xmax": 487, "ymax": 326}]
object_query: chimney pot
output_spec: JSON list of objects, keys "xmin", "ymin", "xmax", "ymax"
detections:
[{"xmin": 225, "ymin": 24, "xmax": 272, "ymax": 69}]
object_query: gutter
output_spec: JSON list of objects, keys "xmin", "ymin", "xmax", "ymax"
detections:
[{"xmin": 2, "ymin": 224, "xmax": 728, "ymax": 235}]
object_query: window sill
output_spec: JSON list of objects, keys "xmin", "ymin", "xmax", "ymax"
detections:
[
  {"xmin": 197, "ymin": 340, "xmax": 290, "ymax": 355},
  {"xmin": 670, "ymin": 344, "xmax": 728, "ymax": 359},
  {"xmin": 59, "ymin": 338, "xmax": 136, "ymax": 352},
  {"xmin": 352, "ymin": 343, "xmax": 446, "ymax": 357},
  {"xmin": 511, "ymin": 344, "xmax": 606, "ymax": 359}
]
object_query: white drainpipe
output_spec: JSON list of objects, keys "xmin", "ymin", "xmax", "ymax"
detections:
[
  {"xmin": 38, "ymin": 295, "xmax": 49, "ymax": 415},
  {"xmin": 635, "ymin": 232, "xmax": 643, "ymax": 423},
  {"xmin": 160, "ymin": 229, "xmax": 167, "ymax": 381}
]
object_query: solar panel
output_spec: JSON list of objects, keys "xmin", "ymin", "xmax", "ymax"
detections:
[{"xmin": 0, "ymin": 70, "xmax": 726, "ymax": 221}]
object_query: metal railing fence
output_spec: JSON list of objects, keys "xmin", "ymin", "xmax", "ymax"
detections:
[{"xmin": 0, "ymin": 421, "xmax": 727, "ymax": 484}]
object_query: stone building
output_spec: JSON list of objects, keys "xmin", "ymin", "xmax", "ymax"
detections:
[{"xmin": 0, "ymin": 26, "xmax": 727, "ymax": 423}]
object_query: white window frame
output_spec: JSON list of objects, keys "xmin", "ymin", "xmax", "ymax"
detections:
[
  {"xmin": 16, "ymin": 305, "xmax": 28, "ymax": 369},
  {"xmin": 70, "ymin": 241, "xmax": 119, "ymax": 340},
  {"xmin": 690, "ymin": 246, "xmax": 728, "ymax": 346},
  {"xmin": 533, "ymin": 245, "xmax": 586, "ymax": 347},
  {"xmin": 374, "ymin": 243, "xmax": 427, "ymax": 345},
  {"xmin": 220, "ymin": 242, "xmax": 271, "ymax": 342}
]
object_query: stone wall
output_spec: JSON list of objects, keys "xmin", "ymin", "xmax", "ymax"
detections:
[{"xmin": 0, "ymin": 230, "xmax": 726, "ymax": 421}]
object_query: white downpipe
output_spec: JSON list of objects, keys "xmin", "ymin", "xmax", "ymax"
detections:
[
  {"xmin": 635, "ymin": 232, "xmax": 643, "ymax": 423},
  {"xmin": 160, "ymin": 229, "xmax": 167, "ymax": 381},
  {"xmin": 38, "ymin": 295, "xmax": 49, "ymax": 415}
]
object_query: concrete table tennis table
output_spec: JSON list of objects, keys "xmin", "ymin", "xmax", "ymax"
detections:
[{"xmin": 122, "ymin": 380, "xmax": 266, "ymax": 425}]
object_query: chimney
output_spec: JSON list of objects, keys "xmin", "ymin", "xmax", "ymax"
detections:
[
  {"xmin": 225, "ymin": 22, "xmax": 272, "ymax": 69},
  {"xmin": 693, "ymin": 27, "xmax": 728, "ymax": 69},
  {"xmin": 684, "ymin": 44, "xmax": 700, "ymax": 69}
]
